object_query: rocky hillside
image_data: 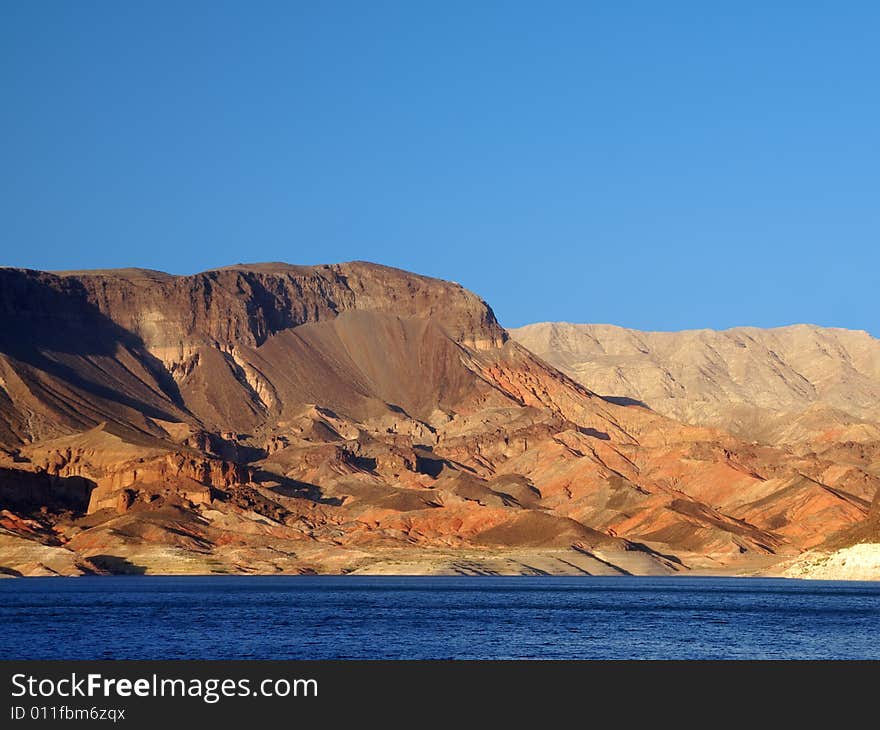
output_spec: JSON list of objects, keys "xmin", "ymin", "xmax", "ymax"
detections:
[
  {"xmin": 0, "ymin": 263, "xmax": 506, "ymax": 444},
  {"xmin": 510, "ymin": 322, "xmax": 880, "ymax": 444},
  {"xmin": 1, "ymin": 264, "xmax": 877, "ymax": 577}
]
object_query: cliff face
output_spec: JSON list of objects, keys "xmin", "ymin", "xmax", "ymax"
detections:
[
  {"xmin": 0, "ymin": 263, "xmax": 877, "ymax": 577},
  {"xmin": 0, "ymin": 263, "xmax": 507, "ymax": 441},
  {"xmin": 3, "ymin": 262, "xmax": 505, "ymax": 350}
]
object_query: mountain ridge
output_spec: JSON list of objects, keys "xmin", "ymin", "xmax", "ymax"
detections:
[
  {"xmin": 1, "ymin": 262, "xmax": 878, "ymax": 577},
  {"xmin": 510, "ymin": 321, "xmax": 880, "ymax": 442}
]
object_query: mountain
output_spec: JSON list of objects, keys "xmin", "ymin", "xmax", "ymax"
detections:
[
  {"xmin": 1, "ymin": 264, "xmax": 877, "ymax": 577},
  {"xmin": 510, "ymin": 322, "xmax": 880, "ymax": 444}
]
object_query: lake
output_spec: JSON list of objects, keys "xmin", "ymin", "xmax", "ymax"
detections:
[{"xmin": 1, "ymin": 575, "xmax": 879, "ymax": 659}]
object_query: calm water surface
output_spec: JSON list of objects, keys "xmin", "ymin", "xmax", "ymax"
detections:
[{"xmin": 1, "ymin": 576, "xmax": 878, "ymax": 659}]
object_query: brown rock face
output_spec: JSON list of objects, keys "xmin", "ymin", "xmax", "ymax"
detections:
[
  {"xmin": 0, "ymin": 262, "xmax": 876, "ymax": 576},
  {"xmin": 0, "ymin": 262, "xmax": 506, "ymax": 440}
]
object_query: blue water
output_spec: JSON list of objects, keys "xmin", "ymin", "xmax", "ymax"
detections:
[{"xmin": 1, "ymin": 576, "xmax": 879, "ymax": 659}]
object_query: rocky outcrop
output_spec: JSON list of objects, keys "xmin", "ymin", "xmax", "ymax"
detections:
[{"xmin": 85, "ymin": 453, "xmax": 250, "ymax": 513}]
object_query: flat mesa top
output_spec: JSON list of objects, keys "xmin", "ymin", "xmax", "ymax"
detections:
[
  {"xmin": 47, "ymin": 267, "xmax": 176, "ymax": 280},
  {"xmin": 32, "ymin": 261, "xmax": 428, "ymax": 281},
  {"xmin": 45, "ymin": 264, "xmax": 306, "ymax": 278}
]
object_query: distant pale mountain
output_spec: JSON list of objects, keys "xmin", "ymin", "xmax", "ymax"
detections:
[{"xmin": 510, "ymin": 322, "xmax": 880, "ymax": 444}]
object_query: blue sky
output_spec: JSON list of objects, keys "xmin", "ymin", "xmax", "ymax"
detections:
[{"xmin": 1, "ymin": 2, "xmax": 878, "ymax": 332}]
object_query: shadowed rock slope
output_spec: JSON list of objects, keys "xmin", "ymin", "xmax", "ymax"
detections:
[{"xmin": 1, "ymin": 264, "xmax": 876, "ymax": 576}]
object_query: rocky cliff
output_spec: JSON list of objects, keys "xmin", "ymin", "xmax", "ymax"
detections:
[{"xmin": 1, "ymin": 263, "xmax": 877, "ymax": 577}]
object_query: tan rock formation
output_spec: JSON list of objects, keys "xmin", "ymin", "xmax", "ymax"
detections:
[{"xmin": 510, "ymin": 322, "xmax": 880, "ymax": 443}]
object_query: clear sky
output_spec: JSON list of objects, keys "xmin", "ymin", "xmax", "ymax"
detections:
[{"xmin": 1, "ymin": 2, "xmax": 878, "ymax": 333}]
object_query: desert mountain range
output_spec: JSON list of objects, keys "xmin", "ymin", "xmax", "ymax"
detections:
[
  {"xmin": 511, "ymin": 322, "xmax": 880, "ymax": 444},
  {"xmin": 1, "ymin": 262, "xmax": 878, "ymax": 577}
]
